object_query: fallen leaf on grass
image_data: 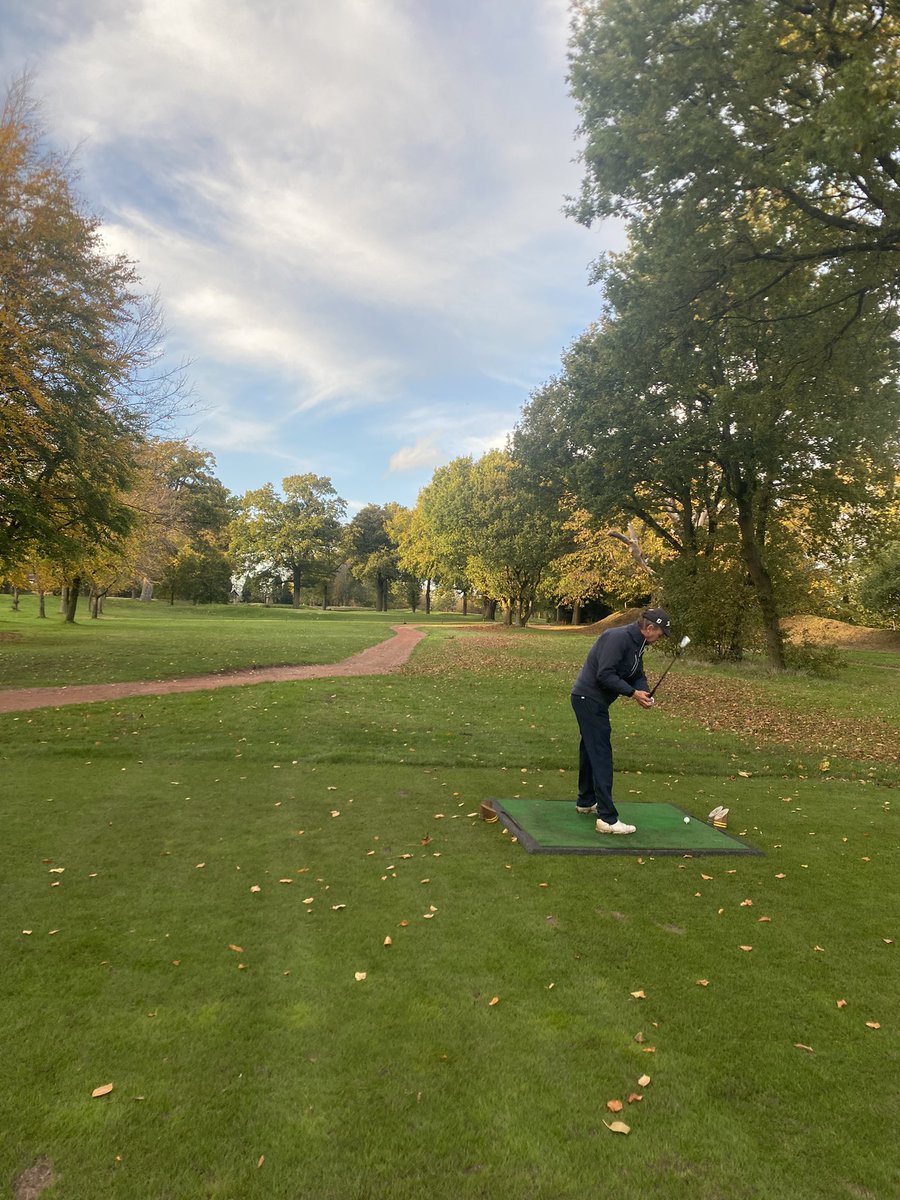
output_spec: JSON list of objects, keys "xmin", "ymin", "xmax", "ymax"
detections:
[
  {"xmin": 302, "ymin": 897, "xmax": 314, "ymax": 905},
  {"xmin": 865, "ymin": 1021, "xmax": 881, "ymax": 1029},
  {"xmin": 740, "ymin": 899, "xmax": 753, "ymax": 907},
  {"xmin": 758, "ymin": 916, "xmax": 772, "ymax": 923},
  {"xmin": 814, "ymin": 945, "xmax": 825, "ymax": 953},
  {"xmin": 606, "ymin": 1099, "xmax": 623, "ymax": 1112},
  {"xmin": 278, "ymin": 879, "xmax": 293, "ymax": 885},
  {"xmin": 883, "ymin": 939, "xmax": 893, "ymax": 945},
  {"xmin": 91, "ymin": 1083, "xmax": 114, "ymax": 1098},
  {"xmin": 638, "ymin": 1074, "xmax": 651, "ymax": 1087},
  {"xmin": 488, "ymin": 996, "xmax": 500, "ymax": 1006},
  {"xmin": 627, "ymin": 1093, "xmax": 643, "ymax": 1103},
  {"xmin": 836, "ymin": 999, "xmax": 847, "ymax": 1009},
  {"xmin": 603, "ymin": 1120, "xmax": 630, "ymax": 1135},
  {"xmin": 633, "ymin": 1031, "xmax": 646, "ymax": 1044},
  {"xmin": 195, "ymin": 863, "xmax": 205, "ymax": 869},
  {"xmin": 794, "ymin": 1043, "xmax": 814, "ymax": 1052},
  {"xmin": 228, "ymin": 944, "xmax": 243, "ymax": 953},
  {"xmin": 354, "ymin": 972, "xmax": 367, "ymax": 982},
  {"xmin": 257, "ymin": 1155, "xmax": 265, "ymax": 1168},
  {"xmin": 630, "ymin": 990, "xmax": 646, "ymax": 999},
  {"xmin": 701, "ymin": 874, "xmax": 713, "ymax": 881},
  {"xmin": 696, "ymin": 979, "xmax": 710, "ymax": 987},
  {"xmin": 250, "ymin": 885, "xmax": 261, "ymax": 893},
  {"xmin": 775, "ymin": 873, "xmax": 786, "ymax": 879},
  {"xmin": 738, "ymin": 771, "xmax": 752, "ymax": 778},
  {"xmin": 399, "ymin": 920, "xmax": 409, "ymax": 927},
  {"xmin": 740, "ymin": 945, "xmax": 753, "ymax": 952},
  {"xmin": 641, "ymin": 1047, "xmax": 656, "ymax": 1053},
  {"xmin": 331, "ymin": 904, "xmax": 346, "ymax": 911},
  {"xmin": 383, "ymin": 937, "xmax": 392, "ymax": 947},
  {"xmin": 330, "ymin": 810, "xmax": 340, "ymax": 818}
]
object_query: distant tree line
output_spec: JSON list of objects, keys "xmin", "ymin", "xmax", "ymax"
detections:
[{"xmin": 4, "ymin": 5, "xmax": 900, "ymax": 666}]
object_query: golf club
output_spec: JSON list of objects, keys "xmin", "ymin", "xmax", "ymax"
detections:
[{"xmin": 649, "ymin": 634, "xmax": 691, "ymax": 698}]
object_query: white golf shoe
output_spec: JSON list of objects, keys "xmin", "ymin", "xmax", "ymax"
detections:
[{"xmin": 596, "ymin": 818, "xmax": 637, "ymax": 835}]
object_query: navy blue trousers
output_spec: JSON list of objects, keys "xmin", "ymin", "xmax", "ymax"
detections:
[{"xmin": 571, "ymin": 693, "xmax": 619, "ymax": 825}]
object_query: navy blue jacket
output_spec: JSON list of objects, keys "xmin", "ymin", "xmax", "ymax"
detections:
[{"xmin": 571, "ymin": 623, "xmax": 649, "ymax": 706}]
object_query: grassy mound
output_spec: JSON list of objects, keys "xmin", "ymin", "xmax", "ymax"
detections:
[{"xmin": 782, "ymin": 615, "xmax": 900, "ymax": 651}]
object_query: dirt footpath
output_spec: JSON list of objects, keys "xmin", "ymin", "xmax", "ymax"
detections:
[{"xmin": 0, "ymin": 624, "xmax": 426, "ymax": 715}]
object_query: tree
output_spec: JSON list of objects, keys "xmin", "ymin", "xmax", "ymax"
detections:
[
  {"xmin": 131, "ymin": 439, "xmax": 234, "ymax": 600},
  {"xmin": 161, "ymin": 532, "xmax": 233, "ymax": 606},
  {"xmin": 517, "ymin": 2, "xmax": 900, "ymax": 666},
  {"xmin": 569, "ymin": 1, "xmax": 899, "ymax": 294},
  {"xmin": 0, "ymin": 76, "xmax": 185, "ymax": 576},
  {"xmin": 858, "ymin": 543, "xmax": 900, "ymax": 625},
  {"xmin": 387, "ymin": 505, "xmax": 441, "ymax": 614},
  {"xmin": 544, "ymin": 500, "xmax": 669, "ymax": 622},
  {"xmin": 462, "ymin": 450, "xmax": 565, "ymax": 627},
  {"xmin": 417, "ymin": 458, "xmax": 481, "ymax": 616},
  {"xmin": 344, "ymin": 503, "xmax": 401, "ymax": 611},
  {"xmin": 229, "ymin": 475, "xmax": 346, "ymax": 607}
]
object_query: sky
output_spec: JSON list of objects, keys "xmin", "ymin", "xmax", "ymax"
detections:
[{"xmin": 2, "ymin": 0, "xmax": 623, "ymax": 513}]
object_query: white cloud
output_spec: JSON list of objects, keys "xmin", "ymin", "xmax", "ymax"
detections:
[
  {"xmin": 388, "ymin": 438, "xmax": 444, "ymax": 474},
  {"xmin": 1, "ymin": 0, "xmax": 613, "ymax": 507}
]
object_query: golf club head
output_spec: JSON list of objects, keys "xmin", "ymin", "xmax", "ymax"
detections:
[{"xmin": 678, "ymin": 635, "xmax": 691, "ymax": 649}]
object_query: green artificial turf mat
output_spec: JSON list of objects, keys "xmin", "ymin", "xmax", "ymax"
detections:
[{"xmin": 488, "ymin": 799, "xmax": 763, "ymax": 856}]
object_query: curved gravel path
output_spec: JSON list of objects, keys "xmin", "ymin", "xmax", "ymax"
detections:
[{"xmin": 0, "ymin": 623, "xmax": 426, "ymax": 715}]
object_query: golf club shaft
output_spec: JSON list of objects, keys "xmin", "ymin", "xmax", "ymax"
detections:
[
  {"xmin": 649, "ymin": 658, "xmax": 676, "ymax": 698},
  {"xmin": 649, "ymin": 635, "xmax": 690, "ymax": 697}
]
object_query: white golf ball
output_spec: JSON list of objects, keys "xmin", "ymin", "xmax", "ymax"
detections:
[{"xmin": 683, "ymin": 816, "xmax": 690, "ymax": 824}]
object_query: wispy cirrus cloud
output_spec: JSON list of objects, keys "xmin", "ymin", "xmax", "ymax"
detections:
[{"xmin": 1, "ymin": 0, "xmax": 614, "ymax": 506}]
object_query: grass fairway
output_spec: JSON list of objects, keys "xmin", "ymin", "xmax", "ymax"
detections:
[
  {"xmin": 1, "ymin": 616, "xmax": 897, "ymax": 1199},
  {"xmin": 0, "ymin": 595, "xmax": 473, "ymax": 688}
]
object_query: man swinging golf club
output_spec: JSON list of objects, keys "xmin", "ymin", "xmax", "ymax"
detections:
[{"xmin": 571, "ymin": 608, "xmax": 671, "ymax": 835}]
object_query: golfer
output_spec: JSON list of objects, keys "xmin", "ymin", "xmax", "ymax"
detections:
[{"xmin": 571, "ymin": 608, "xmax": 670, "ymax": 835}]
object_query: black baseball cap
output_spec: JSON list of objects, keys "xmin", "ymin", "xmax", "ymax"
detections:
[{"xmin": 641, "ymin": 608, "xmax": 671, "ymax": 636}]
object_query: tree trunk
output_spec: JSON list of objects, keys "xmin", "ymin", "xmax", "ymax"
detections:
[
  {"xmin": 425, "ymin": 578, "xmax": 431, "ymax": 615},
  {"xmin": 322, "ymin": 583, "xmax": 328, "ymax": 610},
  {"xmin": 140, "ymin": 576, "xmax": 154, "ymax": 601},
  {"xmin": 38, "ymin": 590, "xmax": 46, "ymax": 618},
  {"xmin": 11, "ymin": 587, "xmax": 19, "ymax": 611},
  {"xmin": 65, "ymin": 578, "xmax": 81, "ymax": 623},
  {"xmin": 91, "ymin": 588, "xmax": 100, "ymax": 619},
  {"xmin": 572, "ymin": 601, "xmax": 582, "ymax": 625},
  {"xmin": 735, "ymin": 498, "xmax": 784, "ymax": 669},
  {"xmin": 502, "ymin": 605, "xmax": 513, "ymax": 626},
  {"xmin": 59, "ymin": 587, "xmax": 67, "ymax": 614},
  {"xmin": 292, "ymin": 564, "xmax": 302, "ymax": 607},
  {"xmin": 462, "ymin": 591, "xmax": 468, "ymax": 617},
  {"xmin": 481, "ymin": 598, "xmax": 496, "ymax": 621}
]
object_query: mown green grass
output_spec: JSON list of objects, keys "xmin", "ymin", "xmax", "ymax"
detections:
[
  {"xmin": 0, "ymin": 595, "xmax": 478, "ymax": 688},
  {"xmin": 1, "ymin": 615, "xmax": 897, "ymax": 1199}
]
